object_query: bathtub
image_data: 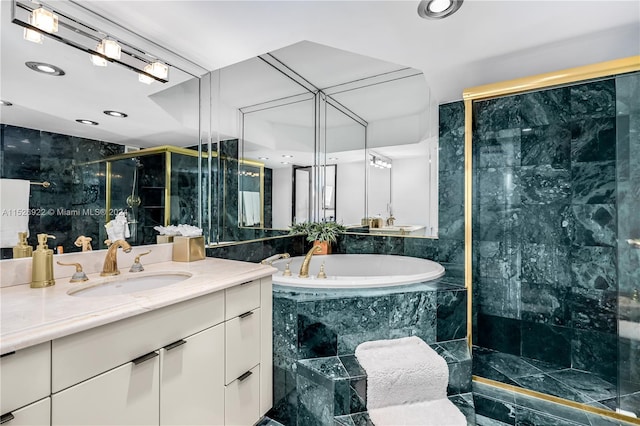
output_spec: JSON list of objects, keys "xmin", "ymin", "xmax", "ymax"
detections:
[{"xmin": 271, "ymin": 254, "xmax": 445, "ymax": 288}]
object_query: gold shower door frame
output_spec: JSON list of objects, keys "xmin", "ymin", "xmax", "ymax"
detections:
[{"xmin": 462, "ymin": 56, "xmax": 640, "ymax": 424}]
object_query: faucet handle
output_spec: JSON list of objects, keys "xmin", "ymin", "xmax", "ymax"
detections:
[
  {"xmin": 74, "ymin": 235, "xmax": 93, "ymax": 251},
  {"xmin": 57, "ymin": 261, "xmax": 89, "ymax": 283},
  {"xmin": 317, "ymin": 262, "xmax": 327, "ymax": 279},
  {"xmin": 130, "ymin": 250, "xmax": 152, "ymax": 273},
  {"xmin": 283, "ymin": 261, "xmax": 292, "ymax": 276}
]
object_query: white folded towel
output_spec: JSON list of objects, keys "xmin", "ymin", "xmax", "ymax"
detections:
[
  {"xmin": 0, "ymin": 179, "xmax": 31, "ymax": 248},
  {"xmin": 355, "ymin": 336, "xmax": 466, "ymax": 426}
]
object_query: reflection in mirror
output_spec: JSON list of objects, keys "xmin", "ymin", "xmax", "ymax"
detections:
[
  {"xmin": 0, "ymin": 0, "xmax": 206, "ymax": 258},
  {"xmin": 208, "ymin": 41, "xmax": 436, "ymax": 243}
]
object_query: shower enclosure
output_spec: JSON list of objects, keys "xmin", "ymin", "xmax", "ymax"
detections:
[
  {"xmin": 467, "ymin": 61, "xmax": 639, "ymax": 423},
  {"xmin": 102, "ymin": 146, "xmax": 201, "ymax": 247}
]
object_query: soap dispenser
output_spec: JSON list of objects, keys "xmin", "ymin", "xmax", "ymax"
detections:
[
  {"xmin": 13, "ymin": 232, "xmax": 33, "ymax": 258},
  {"xmin": 31, "ymin": 234, "xmax": 56, "ymax": 288}
]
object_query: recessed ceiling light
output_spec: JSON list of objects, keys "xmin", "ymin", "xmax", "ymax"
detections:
[
  {"xmin": 417, "ymin": 0, "xmax": 463, "ymax": 19},
  {"xmin": 281, "ymin": 162, "xmax": 290, "ymax": 165},
  {"xmin": 282, "ymin": 154, "xmax": 293, "ymax": 158},
  {"xmin": 76, "ymin": 119, "xmax": 99, "ymax": 126},
  {"xmin": 258, "ymin": 156, "xmax": 269, "ymax": 160},
  {"xmin": 328, "ymin": 157, "xmax": 338, "ymax": 161},
  {"xmin": 0, "ymin": 100, "xmax": 13, "ymax": 106},
  {"xmin": 25, "ymin": 61, "xmax": 65, "ymax": 76},
  {"xmin": 103, "ymin": 110, "xmax": 128, "ymax": 118}
]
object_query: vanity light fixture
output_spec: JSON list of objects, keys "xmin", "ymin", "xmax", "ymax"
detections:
[
  {"xmin": 103, "ymin": 110, "xmax": 128, "ymax": 118},
  {"xmin": 138, "ymin": 62, "xmax": 169, "ymax": 84},
  {"xmin": 0, "ymin": 100, "xmax": 13, "ymax": 106},
  {"xmin": 90, "ymin": 42, "xmax": 108, "ymax": 67},
  {"xmin": 31, "ymin": 7, "xmax": 58, "ymax": 33},
  {"xmin": 417, "ymin": 0, "xmax": 463, "ymax": 19},
  {"xmin": 370, "ymin": 153, "xmax": 392, "ymax": 169},
  {"xmin": 13, "ymin": 0, "xmax": 172, "ymax": 84},
  {"xmin": 23, "ymin": 12, "xmax": 43, "ymax": 43},
  {"xmin": 98, "ymin": 39, "xmax": 122, "ymax": 60},
  {"xmin": 25, "ymin": 61, "xmax": 65, "ymax": 76},
  {"xmin": 76, "ymin": 119, "xmax": 99, "ymax": 126}
]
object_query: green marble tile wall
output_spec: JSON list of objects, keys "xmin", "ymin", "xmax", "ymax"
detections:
[{"xmin": 471, "ymin": 75, "xmax": 640, "ymax": 416}]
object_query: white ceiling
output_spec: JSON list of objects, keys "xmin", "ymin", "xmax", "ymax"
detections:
[
  {"xmin": 1, "ymin": 0, "xmax": 638, "ymax": 155},
  {"xmin": 80, "ymin": 0, "xmax": 640, "ymax": 103}
]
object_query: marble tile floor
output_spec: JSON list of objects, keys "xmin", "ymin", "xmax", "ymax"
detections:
[
  {"xmin": 256, "ymin": 416, "xmax": 286, "ymax": 426},
  {"xmin": 472, "ymin": 346, "xmax": 639, "ymax": 412},
  {"xmin": 334, "ymin": 393, "xmax": 477, "ymax": 426}
]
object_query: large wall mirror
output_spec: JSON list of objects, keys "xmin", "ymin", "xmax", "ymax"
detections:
[
  {"xmin": 0, "ymin": 0, "xmax": 207, "ymax": 257},
  {"xmin": 207, "ymin": 41, "xmax": 438, "ymax": 243}
]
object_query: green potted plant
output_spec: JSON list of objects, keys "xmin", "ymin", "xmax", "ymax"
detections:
[{"xmin": 289, "ymin": 221, "xmax": 346, "ymax": 254}]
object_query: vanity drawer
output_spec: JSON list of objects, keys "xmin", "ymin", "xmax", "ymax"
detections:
[
  {"xmin": 52, "ymin": 290, "xmax": 224, "ymax": 392},
  {"xmin": 224, "ymin": 365, "xmax": 260, "ymax": 426},
  {"xmin": 225, "ymin": 307, "xmax": 261, "ymax": 385},
  {"xmin": 225, "ymin": 279, "xmax": 260, "ymax": 320},
  {"xmin": 0, "ymin": 342, "xmax": 50, "ymax": 415},
  {"xmin": 0, "ymin": 397, "xmax": 50, "ymax": 426}
]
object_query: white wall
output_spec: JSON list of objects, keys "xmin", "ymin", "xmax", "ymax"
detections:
[
  {"xmin": 335, "ymin": 162, "xmax": 366, "ymax": 226},
  {"xmin": 272, "ymin": 166, "xmax": 293, "ymax": 229}
]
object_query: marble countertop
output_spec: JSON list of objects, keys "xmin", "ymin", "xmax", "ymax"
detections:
[{"xmin": 0, "ymin": 258, "xmax": 275, "ymax": 354}]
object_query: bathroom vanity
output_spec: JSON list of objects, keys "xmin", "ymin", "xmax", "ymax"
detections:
[{"xmin": 0, "ymin": 255, "xmax": 275, "ymax": 426}]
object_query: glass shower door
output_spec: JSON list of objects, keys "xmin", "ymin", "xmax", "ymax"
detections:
[{"xmin": 616, "ymin": 71, "xmax": 640, "ymax": 418}]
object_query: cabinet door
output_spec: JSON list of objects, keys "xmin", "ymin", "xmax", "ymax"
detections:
[
  {"xmin": 225, "ymin": 365, "xmax": 260, "ymax": 426},
  {"xmin": 0, "ymin": 342, "xmax": 50, "ymax": 415},
  {"xmin": 0, "ymin": 397, "xmax": 50, "ymax": 426},
  {"xmin": 225, "ymin": 308, "xmax": 261, "ymax": 385},
  {"xmin": 160, "ymin": 324, "xmax": 224, "ymax": 425},
  {"xmin": 52, "ymin": 353, "xmax": 159, "ymax": 426}
]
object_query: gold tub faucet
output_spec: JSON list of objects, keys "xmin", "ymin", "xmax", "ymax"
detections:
[
  {"xmin": 298, "ymin": 245, "xmax": 322, "ymax": 278},
  {"xmin": 101, "ymin": 239, "xmax": 132, "ymax": 276}
]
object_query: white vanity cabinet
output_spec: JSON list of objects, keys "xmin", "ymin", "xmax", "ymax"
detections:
[
  {"xmin": 0, "ymin": 275, "xmax": 273, "ymax": 426},
  {"xmin": 0, "ymin": 342, "xmax": 51, "ymax": 426}
]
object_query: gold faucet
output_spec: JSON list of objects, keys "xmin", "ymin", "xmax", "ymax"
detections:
[
  {"xmin": 101, "ymin": 239, "xmax": 132, "ymax": 276},
  {"xmin": 299, "ymin": 245, "xmax": 322, "ymax": 278}
]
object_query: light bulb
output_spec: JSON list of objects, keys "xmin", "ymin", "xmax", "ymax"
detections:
[{"xmin": 31, "ymin": 8, "xmax": 58, "ymax": 33}]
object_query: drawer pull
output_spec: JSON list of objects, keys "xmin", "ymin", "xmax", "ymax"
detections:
[
  {"xmin": 237, "ymin": 370, "xmax": 253, "ymax": 382},
  {"xmin": 0, "ymin": 351, "xmax": 15, "ymax": 358},
  {"xmin": 239, "ymin": 310, "xmax": 254, "ymax": 319},
  {"xmin": 164, "ymin": 339, "xmax": 187, "ymax": 351},
  {"xmin": 0, "ymin": 413, "xmax": 15, "ymax": 424},
  {"xmin": 132, "ymin": 351, "xmax": 159, "ymax": 365}
]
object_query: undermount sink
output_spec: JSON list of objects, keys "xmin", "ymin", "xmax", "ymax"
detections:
[{"xmin": 68, "ymin": 273, "xmax": 192, "ymax": 297}]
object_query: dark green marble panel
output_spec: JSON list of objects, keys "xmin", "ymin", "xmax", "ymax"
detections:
[
  {"xmin": 571, "ymin": 329, "xmax": 617, "ymax": 383},
  {"xmin": 569, "ymin": 204, "xmax": 616, "ymax": 247},
  {"xmin": 521, "ymin": 322, "xmax": 571, "ymax": 367},
  {"xmin": 437, "ymin": 238, "xmax": 465, "ymax": 264},
  {"xmin": 476, "ymin": 167, "xmax": 520, "ymax": 206},
  {"xmin": 519, "ymin": 203, "xmax": 571, "ymax": 245},
  {"xmin": 439, "ymin": 134, "xmax": 465, "ymax": 173},
  {"xmin": 519, "ymin": 165, "xmax": 571, "ymax": 205},
  {"xmin": 569, "ymin": 246, "xmax": 616, "ymax": 291},
  {"xmin": 520, "ymin": 123, "xmax": 571, "ymax": 168},
  {"xmin": 475, "ymin": 204, "xmax": 521, "ymax": 242},
  {"xmin": 521, "ymin": 243, "xmax": 571, "ymax": 286},
  {"xmin": 476, "ymin": 241, "xmax": 520, "ymax": 281},
  {"xmin": 439, "ymin": 101, "xmax": 465, "ymax": 137},
  {"xmin": 402, "ymin": 236, "xmax": 439, "ymax": 259},
  {"xmin": 570, "ymin": 80, "xmax": 616, "ymax": 119},
  {"xmin": 568, "ymin": 288, "xmax": 617, "ymax": 334},
  {"xmin": 474, "ymin": 95, "xmax": 522, "ymax": 133},
  {"xmin": 388, "ymin": 291, "xmax": 437, "ymax": 342},
  {"xmin": 437, "ymin": 289, "xmax": 467, "ymax": 341},
  {"xmin": 519, "ymin": 86, "xmax": 571, "ymax": 127},
  {"xmin": 521, "ymin": 282, "xmax": 570, "ymax": 326},
  {"xmin": 570, "ymin": 161, "xmax": 615, "ymax": 204},
  {"xmin": 476, "ymin": 277, "xmax": 521, "ymax": 320},
  {"xmin": 475, "ymin": 131, "xmax": 521, "ymax": 169},
  {"xmin": 570, "ymin": 118, "xmax": 616, "ymax": 163},
  {"xmin": 477, "ymin": 314, "xmax": 521, "ymax": 356}
]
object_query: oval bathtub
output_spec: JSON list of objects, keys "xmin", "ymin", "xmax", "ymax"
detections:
[{"xmin": 271, "ymin": 254, "xmax": 444, "ymax": 288}]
